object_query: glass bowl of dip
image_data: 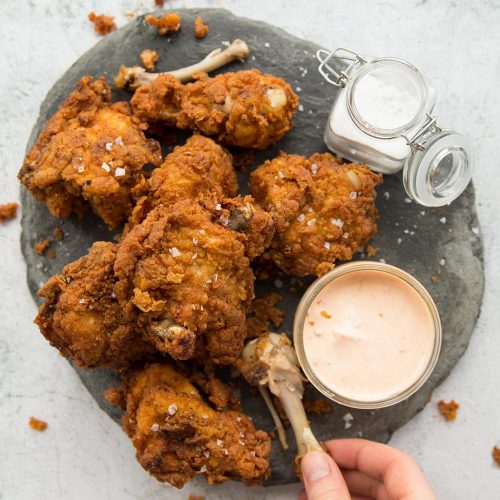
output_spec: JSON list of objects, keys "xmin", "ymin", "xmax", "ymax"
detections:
[{"xmin": 293, "ymin": 261, "xmax": 441, "ymax": 409}]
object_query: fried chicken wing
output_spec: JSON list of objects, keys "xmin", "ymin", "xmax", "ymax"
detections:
[
  {"xmin": 35, "ymin": 242, "xmax": 154, "ymax": 370},
  {"xmin": 115, "ymin": 363, "xmax": 271, "ymax": 488},
  {"xmin": 18, "ymin": 76, "xmax": 162, "ymax": 229},
  {"xmin": 130, "ymin": 69, "xmax": 299, "ymax": 149},
  {"xmin": 115, "ymin": 201, "xmax": 257, "ymax": 364},
  {"xmin": 128, "ymin": 135, "xmax": 238, "ymax": 227},
  {"xmin": 250, "ymin": 152, "xmax": 383, "ymax": 276}
]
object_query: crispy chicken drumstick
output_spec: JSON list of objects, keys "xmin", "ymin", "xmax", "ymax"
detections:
[
  {"xmin": 18, "ymin": 76, "xmax": 162, "ymax": 229},
  {"xmin": 112, "ymin": 363, "xmax": 271, "ymax": 488},
  {"xmin": 250, "ymin": 152, "xmax": 383, "ymax": 276}
]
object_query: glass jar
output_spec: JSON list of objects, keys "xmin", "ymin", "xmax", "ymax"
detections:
[
  {"xmin": 293, "ymin": 261, "xmax": 442, "ymax": 409},
  {"xmin": 317, "ymin": 48, "xmax": 474, "ymax": 207}
]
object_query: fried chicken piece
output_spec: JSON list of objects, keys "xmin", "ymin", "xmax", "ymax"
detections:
[
  {"xmin": 115, "ymin": 201, "xmax": 257, "ymax": 364},
  {"xmin": 145, "ymin": 12, "xmax": 181, "ymax": 35},
  {"xmin": 131, "ymin": 69, "xmax": 299, "ymax": 149},
  {"xmin": 140, "ymin": 49, "xmax": 159, "ymax": 72},
  {"xmin": 35, "ymin": 241, "xmax": 154, "ymax": 370},
  {"xmin": 250, "ymin": 152, "xmax": 382, "ymax": 276},
  {"xmin": 117, "ymin": 363, "xmax": 271, "ymax": 488},
  {"xmin": 0, "ymin": 202, "xmax": 18, "ymax": 222},
  {"xmin": 88, "ymin": 12, "xmax": 117, "ymax": 36},
  {"xmin": 194, "ymin": 16, "xmax": 209, "ymax": 39},
  {"xmin": 127, "ymin": 135, "xmax": 238, "ymax": 227},
  {"xmin": 18, "ymin": 76, "xmax": 162, "ymax": 229}
]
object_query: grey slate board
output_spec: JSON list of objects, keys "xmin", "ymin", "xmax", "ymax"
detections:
[{"xmin": 20, "ymin": 8, "xmax": 484, "ymax": 486}]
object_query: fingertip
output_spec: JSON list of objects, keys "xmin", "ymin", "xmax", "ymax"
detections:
[{"xmin": 298, "ymin": 488, "xmax": 308, "ymax": 500}]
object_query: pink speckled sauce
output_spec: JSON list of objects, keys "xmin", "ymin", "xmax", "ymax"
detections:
[{"xmin": 303, "ymin": 270, "xmax": 436, "ymax": 403}]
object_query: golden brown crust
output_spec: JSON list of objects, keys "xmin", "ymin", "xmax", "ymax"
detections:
[
  {"xmin": 250, "ymin": 152, "xmax": 382, "ymax": 276},
  {"xmin": 88, "ymin": 12, "xmax": 117, "ymax": 36},
  {"xmin": 145, "ymin": 13, "xmax": 181, "ymax": 35},
  {"xmin": 194, "ymin": 16, "xmax": 209, "ymax": 39},
  {"xmin": 131, "ymin": 69, "xmax": 299, "ymax": 149},
  {"xmin": 18, "ymin": 76, "xmax": 162, "ymax": 229},
  {"xmin": 0, "ymin": 202, "xmax": 18, "ymax": 222},
  {"xmin": 119, "ymin": 363, "xmax": 271, "ymax": 488},
  {"xmin": 140, "ymin": 49, "xmax": 159, "ymax": 72}
]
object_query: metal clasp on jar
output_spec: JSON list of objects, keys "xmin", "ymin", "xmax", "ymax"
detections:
[{"xmin": 317, "ymin": 48, "xmax": 367, "ymax": 87}]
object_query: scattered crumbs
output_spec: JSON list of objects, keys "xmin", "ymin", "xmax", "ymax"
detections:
[
  {"xmin": 404, "ymin": 197, "xmax": 412, "ymax": 204},
  {"xmin": 343, "ymin": 413, "xmax": 354, "ymax": 429},
  {"xmin": 151, "ymin": 423, "xmax": 159, "ymax": 432},
  {"xmin": 115, "ymin": 167, "xmax": 126, "ymax": 177},
  {"xmin": 297, "ymin": 214, "xmax": 305, "ymax": 222},
  {"xmin": 146, "ymin": 12, "xmax": 181, "ymax": 35},
  {"xmin": 439, "ymin": 217, "xmax": 447, "ymax": 224},
  {"xmin": 0, "ymin": 202, "xmax": 18, "ymax": 223},
  {"xmin": 320, "ymin": 310, "xmax": 332, "ymax": 319},
  {"xmin": 47, "ymin": 249, "xmax": 56, "ymax": 259},
  {"xmin": 493, "ymin": 447, "xmax": 500, "ymax": 466},
  {"xmin": 29, "ymin": 417, "xmax": 48, "ymax": 432},
  {"xmin": 431, "ymin": 275, "xmax": 439, "ymax": 283},
  {"xmin": 264, "ymin": 42, "xmax": 270, "ymax": 48},
  {"xmin": 304, "ymin": 399, "xmax": 332, "ymax": 414},
  {"xmin": 194, "ymin": 16, "xmax": 209, "ymax": 39},
  {"xmin": 34, "ymin": 238, "xmax": 50, "ymax": 255},
  {"xmin": 298, "ymin": 104, "xmax": 304, "ymax": 112},
  {"xmin": 438, "ymin": 400, "xmax": 459, "ymax": 421},
  {"xmin": 311, "ymin": 163, "xmax": 318, "ymax": 174},
  {"xmin": 169, "ymin": 247, "xmax": 181, "ymax": 257},
  {"xmin": 101, "ymin": 162, "xmax": 110, "ymax": 173},
  {"xmin": 397, "ymin": 238, "xmax": 402, "ymax": 245},
  {"xmin": 246, "ymin": 292, "xmax": 284, "ymax": 338},
  {"xmin": 366, "ymin": 245, "xmax": 378, "ymax": 257},
  {"xmin": 472, "ymin": 226, "xmax": 480, "ymax": 235},
  {"xmin": 115, "ymin": 136, "xmax": 124, "ymax": 147},
  {"xmin": 88, "ymin": 12, "xmax": 116, "ymax": 36},
  {"xmin": 383, "ymin": 191, "xmax": 390, "ymax": 200},
  {"xmin": 53, "ymin": 227, "xmax": 64, "ymax": 241},
  {"xmin": 439, "ymin": 258, "xmax": 446, "ymax": 266},
  {"xmin": 140, "ymin": 49, "xmax": 159, "ymax": 71},
  {"xmin": 168, "ymin": 403, "xmax": 178, "ymax": 415}
]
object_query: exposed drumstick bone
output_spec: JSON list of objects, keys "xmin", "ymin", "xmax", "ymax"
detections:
[{"xmin": 115, "ymin": 39, "xmax": 250, "ymax": 89}]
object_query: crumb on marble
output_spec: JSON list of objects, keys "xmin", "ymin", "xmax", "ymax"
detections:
[
  {"xmin": 154, "ymin": 0, "xmax": 165, "ymax": 6},
  {"xmin": 29, "ymin": 416, "xmax": 48, "ymax": 432},
  {"xmin": 88, "ymin": 12, "xmax": 117, "ymax": 36},
  {"xmin": 194, "ymin": 16, "xmax": 209, "ymax": 39},
  {"xmin": 140, "ymin": 49, "xmax": 159, "ymax": 71},
  {"xmin": 438, "ymin": 400, "xmax": 459, "ymax": 421},
  {"xmin": 493, "ymin": 446, "xmax": 500, "ymax": 466},
  {"xmin": 34, "ymin": 238, "xmax": 50, "ymax": 255},
  {"xmin": 146, "ymin": 12, "xmax": 181, "ymax": 35},
  {"xmin": 53, "ymin": 227, "xmax": 64, "ymax": 241},
  {"xmin": 0, "ymin": 202, "xmax": 18, "ymax": 223}
]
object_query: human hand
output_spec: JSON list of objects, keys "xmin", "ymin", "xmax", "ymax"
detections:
[{"xmin": 299, "ymin": 438, "xmax": 436, "ymax": 500}]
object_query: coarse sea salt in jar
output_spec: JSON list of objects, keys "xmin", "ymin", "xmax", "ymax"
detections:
[{"xmin": 317, "ymin": 48, "xmax": 474, "ymax": 207}]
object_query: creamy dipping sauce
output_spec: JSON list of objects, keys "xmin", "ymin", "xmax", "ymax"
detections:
[{"xmin": 302, "ymin": 270, "xmax": 436, "ymax": 403}]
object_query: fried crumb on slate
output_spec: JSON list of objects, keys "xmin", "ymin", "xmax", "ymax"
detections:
[
  {"xmin": 34, "ymin": 238, "xmax": 50, "ymax": 255},
  {"xmin": 438, "ymin": 400, "xmax": 459, "ymax": 421},
  {"xmin": 53, "ymin": 227, "xmax": 64, "ymax": 241},
  {"xmin": 0, "ymin": 202, "xmax": 18, "ymax": 223},
  {"xmin": 366, "ymin": 245, "xmax": 378, "ymax": 257},
  {"xmin": 140, "ymin": 49, "xmax": 159, "ymax": 72},
  {"xmin": 146, "ymin": 12, "xmax": 181, "ymax": 35},
  {"xmin": 194, "ymin": 16, "xmax": 209, "ymax": 39},
  {"xmin": 29, "ymin": 417, "xmax": 48, "ymax": 432},
  {"xmin": 88, "ymin": 12, "xmax": 117, "ymax": 36},
  {"xmin": 304, "ymin": 399, "xmax": 332, "ymax": 414},
  {"xmin": 246, "ymin": 292, "xmax": 284, "ymax": 338}
]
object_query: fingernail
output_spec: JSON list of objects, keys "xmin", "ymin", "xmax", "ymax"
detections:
[{"xmin": 302, "ymin": 451, "xmax": 331, "ymax": 483}]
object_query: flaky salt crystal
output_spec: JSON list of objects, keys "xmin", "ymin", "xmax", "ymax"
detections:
[{"xmin": 169, "ymin": 247, "xmax": 181, "ymax": 257}]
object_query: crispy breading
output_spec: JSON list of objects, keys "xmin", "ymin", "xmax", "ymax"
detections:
[
  {"xmin": 18, "ymin": 76, "xmax": 162, "ymax": 229},
  {"xmin": 88, "ymin": 12, "xmax": 116, "ymax": 36},
  {"xmin": 35, "ymin": 242, "xmax": 154, "ymax": 370},
  {"xmin": 118, "ymin": 364, "xmax": 271, "ymax": 488},
  {"xmin": 145, "ymin": 12, "xmax": 181, "ymax": 35},
  {"xmin": 0, "ymin": 202, "xmax": 18, "ymax": 222},
  {"xmin": 438, "ymin": 400, "xmax": 459, "ymax": 421},
  {"xmin": 250, "ymin": 152, "xmax": 382, "ymax": 276},
  {"xmin": 131, "ymin": 69, "xmax": 299, "ymax": 149}
]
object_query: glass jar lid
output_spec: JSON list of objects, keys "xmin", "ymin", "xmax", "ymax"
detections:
[{"xmin": 403, "ymin": 121, "xmax": 474, "ymax": 207}]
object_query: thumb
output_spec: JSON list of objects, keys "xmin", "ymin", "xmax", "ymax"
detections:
[{"xmin": 301, "ymin": 451, "xmax": 351, "ymax": 500}]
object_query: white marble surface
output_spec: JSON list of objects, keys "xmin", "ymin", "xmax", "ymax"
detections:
[{"xmin": 1, "ymin": 0, "xmax": 499, "ymax": 498}]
